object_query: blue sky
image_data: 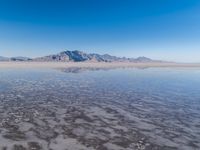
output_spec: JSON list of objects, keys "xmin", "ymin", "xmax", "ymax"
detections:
[{"xmin": 0, "ymin": 0, "xmax": 200, "ymax": 62}]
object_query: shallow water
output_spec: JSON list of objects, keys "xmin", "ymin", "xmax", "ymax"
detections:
[{"xmin": 0, "ymin": 68, "xmax": 200, "ymax": 150}]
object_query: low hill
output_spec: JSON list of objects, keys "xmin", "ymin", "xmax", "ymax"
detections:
[{"xmin": 0, "ymin": 56, "xmax": 9, "ymax": 61}]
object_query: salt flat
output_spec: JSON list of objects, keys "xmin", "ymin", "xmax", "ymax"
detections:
[
  {"xmin": 0, "ymin": 62, "xmax": 200, "ymax": 69},
  {"xmin": 0, "ymin": 67, "xmax": 200, "ymax": 150}
]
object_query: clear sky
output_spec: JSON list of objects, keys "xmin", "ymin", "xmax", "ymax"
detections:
[{"xmin": 0, "ymin": 0, "xmax": 200, "ymax": 62}]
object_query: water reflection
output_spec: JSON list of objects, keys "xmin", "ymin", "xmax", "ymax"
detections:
[{"xmin": 0, "ymin": 68, "xmax": 200, "ymax": 150}]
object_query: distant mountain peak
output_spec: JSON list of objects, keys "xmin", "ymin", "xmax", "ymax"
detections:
[{"xmin": 134, "ymin": 56, "xmax": 152, "ymax": 62}]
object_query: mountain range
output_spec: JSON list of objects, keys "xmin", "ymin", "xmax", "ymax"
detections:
[{"xmin": 0, "ymin": 50, "xmax": 160, "ymax": 63}]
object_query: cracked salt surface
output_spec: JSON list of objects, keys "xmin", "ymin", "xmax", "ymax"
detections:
[{"xmin": 0, "ymin": 68, "xmax": 200, "ymax": 150}]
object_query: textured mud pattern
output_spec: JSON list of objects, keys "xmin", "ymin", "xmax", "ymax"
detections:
[{"xmin": 0, "ymin": 68, "xmax": 200, "ymax": 150}]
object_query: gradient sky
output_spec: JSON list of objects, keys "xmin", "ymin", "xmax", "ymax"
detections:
[{"xmin": 0, "ymin": 0, "xmax": 200, "ymax": 62}]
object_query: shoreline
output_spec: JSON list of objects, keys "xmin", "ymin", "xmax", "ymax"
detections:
[{"xmin": 0, "ymin": 62, "xmax": 200, "ymax": 69}]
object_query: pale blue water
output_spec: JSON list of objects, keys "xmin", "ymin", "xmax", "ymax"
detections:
[{"xmin": 0, "ymin": 68, "xmax": 200, "ymax": 149}]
